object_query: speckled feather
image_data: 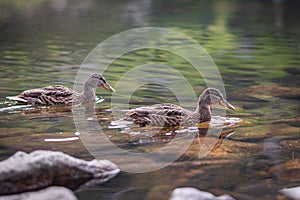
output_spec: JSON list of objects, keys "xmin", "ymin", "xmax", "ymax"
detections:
[
  {"xmin": 125, "ymin": 103, "xmax": 200, "ymax": 127},
  {"xmin": 16, "ymin": 85, "xmax": 80, "ymax": 105}
]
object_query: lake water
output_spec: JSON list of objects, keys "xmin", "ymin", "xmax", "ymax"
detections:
[{"xmin": 0, "ymin": 0, "xmax": 299, "ymax": 199}]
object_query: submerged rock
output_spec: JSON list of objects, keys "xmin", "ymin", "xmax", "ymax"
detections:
[
  {"xmin": 169, "ymin": 187, "xmax": 236, "ymax": 200},
  {"xmin": 232, "ymin": 85, "xmax": 300, "ymax": 100},
  {"xmin": 281, "ymin": 139, "xmax": 300, "ymax": 151},
  {"xmin": 0, "ymin": 186, "xmax": 77, "ymax": 200},
  {"xmin": 0, "ymin": 150, "xmax": 120, "ymax": 195},
  {"xmin": 269, "ymin": 159, "xmax": 300, "ymax": 181}
]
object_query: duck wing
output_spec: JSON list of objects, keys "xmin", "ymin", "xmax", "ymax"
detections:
[
  {"xmin": 125, "ymin": 103, "xmax": 194, "ymax": 127},
  {"xmin": 128, "ymin": 103, "xmax": 189, "ymax": 116},
  {"xmin": 12, "ymin": 85, "xmax": 76, "ymax": 105}
]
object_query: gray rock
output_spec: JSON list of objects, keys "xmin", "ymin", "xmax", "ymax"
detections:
[
  {"xmin": 280, "ymin": 186, "xmax": 300, "ymax": 200},
  {"xmin": 0, "ymin": 186, "xmax": 77, "ymax": 200},
  {"xmin": 169, "ymin": 187, "xmax": 236, "ymax": 200},
  {"xmin": 0, "ymin": 150, "xmax": 120, "ymax": 195}
]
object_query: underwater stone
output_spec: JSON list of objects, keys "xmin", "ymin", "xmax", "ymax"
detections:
[
  {"xmin": 0, "ymin": 150, "xmax": 120, "ymax": 195},
  {"xmin": 269, "ymin": 159, "xmax": 300, "ymax": 181}
]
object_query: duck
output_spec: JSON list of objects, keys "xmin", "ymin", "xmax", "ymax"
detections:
[
  {"xmin": 124, "ymin": 88, "xmax": 235, "ymax": 127},
  {"xmin": 6, "ymin": 73, "xmax": 115, "ymax": 105}
]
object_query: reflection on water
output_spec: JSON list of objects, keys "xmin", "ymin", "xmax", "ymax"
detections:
[{"xmin": 0, "ymin": 0, "xmax": 300, "ymax": 199}]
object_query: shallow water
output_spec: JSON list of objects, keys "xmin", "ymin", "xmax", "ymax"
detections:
[{"xmin": 0, "ymin": 0, "xmax": 300, "ymax": 199}]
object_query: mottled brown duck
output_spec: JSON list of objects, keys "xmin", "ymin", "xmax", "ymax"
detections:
[
  {"xmin": 6, "ymin": 74, "xmax": 115, "ymax": 105},
  {"xmin": 125, "ymin": 88, "xmax": 235, "ymax": 127}
]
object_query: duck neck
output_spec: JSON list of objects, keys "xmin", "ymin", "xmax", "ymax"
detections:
[
  {"xmin": 195, "ymin": 102, "xmax": 211, "ymax": 122},
  {"xmin": 81, "ymin": 82, "xmax": 95, "ymax": 102}
]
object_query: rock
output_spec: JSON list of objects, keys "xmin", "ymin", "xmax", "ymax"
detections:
[
  {"xmin": 0, "ymin": 186, "xmax": 77, "ymax": 200},
  {"xmin": 169, "ymin": 187, "xmax": 236, "ymax": 200},
  {"xmin": 232, "ymin": 85, "xmax": 300, "ymax": 100},
  {"xmin": 280, "ymin": 186, "xmax": 300, "ymax": 200},
  {"xmin": 269, "ymin": 159, "xmax": 300, "ymax": 181},
  {"xmin": 281, "ymin": 139, "xmax": 300, "ymax": 151},
  {"xmin": 0, "ymin": 150, "xmax": 120, "ymax": 195}
]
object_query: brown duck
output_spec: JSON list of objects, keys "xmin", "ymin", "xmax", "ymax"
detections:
[
  {"xmin": 125, "ymin": 88, "xmax": 235, "ymax": 127},
  {"xmin": 7, "ymin": 74, "xmax": 115, "ymax": 105}
]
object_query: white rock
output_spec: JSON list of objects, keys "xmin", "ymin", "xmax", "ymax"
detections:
[
  {"xmin": 0, "ymin": 150, "xmax": 120, "ymax": 195},
  {"xmin": 169, "ymin": 187, "xmax": 236, "ymax": 200},
  {"xmin": 280, "ymin": 186, "xmax": 300, "ymax": 200},
  {"xmin": 0, "ymin": 186, "xmax": 77, "ymax": 200}
]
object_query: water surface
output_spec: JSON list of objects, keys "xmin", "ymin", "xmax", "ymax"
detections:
[{"xmin": 0, "ymin": 0, "xmax": 299, "ymax": 199}]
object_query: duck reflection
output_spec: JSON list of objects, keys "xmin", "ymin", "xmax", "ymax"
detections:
[
  {"xmin": 149, "ymin": 124, "xmax": 235, "ymax": 159},
  {"xmin": 111, "ymin": 120, "xmax": 236, "ymax": 159}
]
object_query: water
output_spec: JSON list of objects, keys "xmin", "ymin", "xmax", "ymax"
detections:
[{"xmin": 0, "ymin": 0, "xmax": 299, "ymax": 199}]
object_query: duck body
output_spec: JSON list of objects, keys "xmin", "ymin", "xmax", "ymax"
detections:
[
  {"xmin": 6, "ymin": 74, "xmax": 115, "ymax": 105},
  {"xmin": 9, "ymin": 85, "xmax": 80, "ymax": 105},
  {"xmin": 125, "ymin": 88, "xmax": 235, "ymax": 127},
  {"xmin": 125, "ymin": 103, "xmax": 208, "ymax": 127}
]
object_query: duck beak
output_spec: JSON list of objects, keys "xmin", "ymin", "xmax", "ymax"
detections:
[
  {"xmin": 100, "ymin": 82, "xmax": 115, "ymax": 92},
  {"xmin": 220, "ymin": 100, "xmax": 235, "ymax": 110}
]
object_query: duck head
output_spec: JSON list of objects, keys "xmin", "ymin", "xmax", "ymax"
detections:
[
  {"xmin": 86, "ymin": 73, "xmax": 115, "ymax": 92},
  {"xmin": 198, "ymin": 88, "xmax": 235, "ymax": 110}
]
